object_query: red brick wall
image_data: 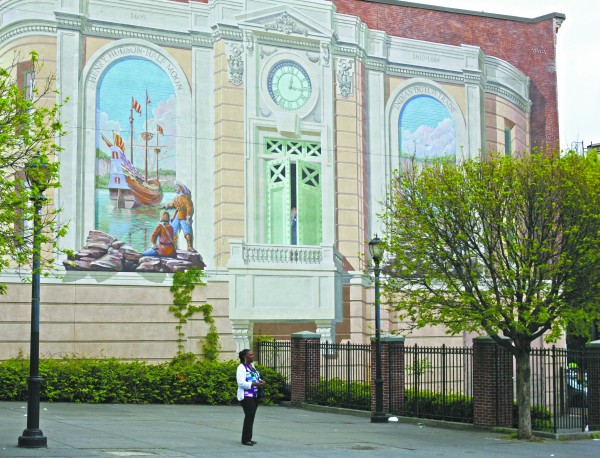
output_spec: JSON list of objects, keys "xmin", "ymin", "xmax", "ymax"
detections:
[
  {"xmin": 473, "ymin": 337, "xmax": 513, "ymax": 427},
  {"xmin": 333, "ymin": 1, "xmax": 560, "ymax": 149}
]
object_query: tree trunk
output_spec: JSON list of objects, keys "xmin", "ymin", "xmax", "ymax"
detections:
[{"xmin": 515, "ymin": 350, "xmax": 532, "ymax": 439}]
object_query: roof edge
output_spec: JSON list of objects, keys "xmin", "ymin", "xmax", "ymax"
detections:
[{"xmin": 358, "ymin": 1, "xmax": 566, "ymax": 23}]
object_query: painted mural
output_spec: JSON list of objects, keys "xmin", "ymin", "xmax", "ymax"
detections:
[
  {"xmin": 64, "ymin": 57, "xmax": 204, "ymax": 273},
  {"xmin": 399, "ymin": 95, "xmax": 456, "ymax": 161}
]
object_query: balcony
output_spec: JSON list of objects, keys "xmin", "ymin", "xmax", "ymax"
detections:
[{"xmin": 227, "ymin": 240, "xmax": 344, "ymax": 324}]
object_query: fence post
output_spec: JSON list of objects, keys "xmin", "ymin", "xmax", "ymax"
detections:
[
  {"xmin": 586, "ymin": 339, "xmax": 600, "ymax": 431},
  {"xmin": 371, "ymin": 336, "xmax": 405, "ymax": 415},
  {"xmin": 291, "ymin": 331, "xmax": 321, "ymax": 407},
  {"xmin": 473, "ymin": 336, "xmax": 513, "ymax": 428}
]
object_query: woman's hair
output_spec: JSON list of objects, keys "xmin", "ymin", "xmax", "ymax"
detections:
[{"xmin": 239, "ymin": 349, "xmax": 250, "ymax": 363}]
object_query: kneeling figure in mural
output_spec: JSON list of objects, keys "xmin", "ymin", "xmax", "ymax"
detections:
[{"xmin": 142, "ymin": 210, "xmax": 177, "ymax": 258}]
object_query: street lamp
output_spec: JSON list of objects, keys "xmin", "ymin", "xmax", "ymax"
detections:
[
  {"xmin": 18, "ymin": 154, "xmax": 51, "ymax": 448},
  {"xmin": 368, "ymin": 234, "xmax": 388, "ymax": 423}
]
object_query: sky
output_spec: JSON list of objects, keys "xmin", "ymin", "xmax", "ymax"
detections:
[{"xmin": 412, "ymin": 0, "xmax": 598, "ymax": 151}]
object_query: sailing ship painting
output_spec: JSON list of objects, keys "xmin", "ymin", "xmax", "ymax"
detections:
[
  {"xmin": 103, "ymin": 96, "xmax": 164, "ymax": 209},
  {"xmin": 95, "ymin": 57, "xmax": 177, "ymax": 251}
]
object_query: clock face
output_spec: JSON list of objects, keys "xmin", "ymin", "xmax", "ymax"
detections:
[{"xmin": 267, "ymin": 60, "xmax": 312, "ymax": 111}]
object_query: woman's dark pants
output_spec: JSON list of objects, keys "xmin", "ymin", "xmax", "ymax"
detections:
[{"xmin": 240, "ymin": 397, "xmax": 258, "ymax": 443}]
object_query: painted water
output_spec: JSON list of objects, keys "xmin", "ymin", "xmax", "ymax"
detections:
[{"xmin": 95, "ymin": 188, "xmax": 177, "ymax": 252}]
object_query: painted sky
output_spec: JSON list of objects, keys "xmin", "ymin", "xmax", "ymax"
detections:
[
  {"xmin": 97, "ymin": 57, "xmax": 177, "ymax": 171},
  {"xmin": 400, "ymin": 95, "xmax": 456, "ymax": 159}
]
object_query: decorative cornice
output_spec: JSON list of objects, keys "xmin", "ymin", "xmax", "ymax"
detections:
[
  {"xmin": 211, "ymin": 25, "xmax": 244, "ymax": 43},
  {"xmin": 257, "ymin": 34, "xmax": 320, "ymax": 51},
  {"xmin": 388, "ymin": 65, "xmax": 464, "ymax": 83},
  {"xmin": 0, "ymin": 23, "xmax": 56, "ymax": 45},
  {"xmin": 54, "ymin": 12, "xmax": 87, "ymax": 31},
  {"xmin": 486, "ymin": 82, "xmax": 531, "ymax": 113}
]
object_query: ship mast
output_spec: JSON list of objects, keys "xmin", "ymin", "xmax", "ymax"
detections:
[
  {"xmin": 155, "ymin": 134, "xmax": 160, "ymax": 181},
  {"xmin": 139, "ymin": 89, "xmax": 153, "ymax": 183},
  {"xmin": 129, "ymin": 106, "xmax": 134, "ymax": 163}
]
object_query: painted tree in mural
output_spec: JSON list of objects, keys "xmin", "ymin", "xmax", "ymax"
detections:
[
  {"xmin": 0, "ymin": 51, "xmax": 66, "ymax": 293},
  {"xmin": 378, "ymin": 151, "xmax": 600, "ymax": 439}
]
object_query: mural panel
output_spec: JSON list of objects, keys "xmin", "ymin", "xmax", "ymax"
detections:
[
  {"xmin": 65, "ymin": 57, "xmax": 204, "ymax": 273},
  {"xmin": 399, "ymin": 95, "xmax": 456, "ymax": 161}
]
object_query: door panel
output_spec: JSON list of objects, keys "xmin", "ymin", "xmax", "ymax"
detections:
[
  {"xmin": 266, "ymin": 158, "xmax": 290, "ymax": 244},
  {"xmin": 297, "ymin": 160, "xmax": 322, "ymax": 245}
]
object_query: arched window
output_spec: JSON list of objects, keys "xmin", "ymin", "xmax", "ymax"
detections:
[{"xmin": 399, "ymin": 95, "xmax": 456, "ymax": 162}]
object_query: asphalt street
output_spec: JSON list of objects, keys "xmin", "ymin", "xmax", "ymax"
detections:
[{"xmin": 1, "ymin": 402, "xmax": 599, "ymax": 457}]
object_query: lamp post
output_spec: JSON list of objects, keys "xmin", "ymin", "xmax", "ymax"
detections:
[
  {"xmin": 369, "ymin": 235, "xmax": 387, "ymax": 423},
  {"xmin": 18, "ymin": 155, "xmax": 50, "ymax": 448}
]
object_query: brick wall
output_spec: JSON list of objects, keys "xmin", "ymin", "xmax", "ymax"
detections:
[
  {"xmin": 290, "ymin": 332, "xmax": 321, "ymax": 406},
  {"xmin": 473, "ymin": 337, "xmax": 513, "ymax": 428}
]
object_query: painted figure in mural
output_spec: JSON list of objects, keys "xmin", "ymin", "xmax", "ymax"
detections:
[
  {"xmin": 164, "ymin": 181, "xmax": 196, "ymax": 253},
  {"xmin": 142, "ymin": 210, "xmax": 177, "ymax": 258},
  {"xmin": 291, "ymin": 207, "xmax": 297, "ymax": 245}
]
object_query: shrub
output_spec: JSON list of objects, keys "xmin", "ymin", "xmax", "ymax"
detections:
[
  {"xmin": 306, "ymin": 378, "xmax": 371, "ymax": 410},
  {"xmin": 0, "ymin": 355, "xmax": 287, "ymax": 405},
  {"xmin": 403, "ymin": 389, "xmax": 473, "ymax": 423}
]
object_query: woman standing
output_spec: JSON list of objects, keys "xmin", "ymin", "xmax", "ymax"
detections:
[{"xmin": 236, "ymin": 349, "xmax": 266, "ymax": 446}]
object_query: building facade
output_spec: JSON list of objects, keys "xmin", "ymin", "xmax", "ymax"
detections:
[{"xmin": 0, "ymin": 0, "xmax": 564, "ymax": 361}]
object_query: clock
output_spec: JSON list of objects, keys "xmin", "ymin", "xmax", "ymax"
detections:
[{"xmin": 267, "ymin": 60, "xmax": 312, "ymax": 111}]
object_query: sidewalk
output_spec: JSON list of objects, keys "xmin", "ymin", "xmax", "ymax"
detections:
[{"xmin": 0, "ymin": 402, "xmax": 598, "ymax": 457}]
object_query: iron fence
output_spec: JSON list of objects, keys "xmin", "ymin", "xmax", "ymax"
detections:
[
  {"xmin": 305, "ymin": 341, "xmax": 372, "ymax": 411},
  {"xmin": 255, "ymin": 340, "xmax": 292, "ymax": 399},
  {"xmin": 393, "ymin": 344, "xmax": 474, "ymax": 423},
  {"xmin": 256, "ymin": 339, "xmax": 596, "ymax": 433},
  {"xmin": 529, "ymin": 346, "xmax": 590, "ymax": 432}
]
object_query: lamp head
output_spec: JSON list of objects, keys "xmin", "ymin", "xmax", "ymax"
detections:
[
  {"xmin": 368, "ymin": 234, "xmax": 384, "ymax": 264},
  {"xmin": 24, "ymin": 152, "xmax": 51, "ymax": 192}
]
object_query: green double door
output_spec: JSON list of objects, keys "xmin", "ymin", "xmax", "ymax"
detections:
[{"xmin": 266, "ymin": 157, "xmax": 322, "ymax": 246}]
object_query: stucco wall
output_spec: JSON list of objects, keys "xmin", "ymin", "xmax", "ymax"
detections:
[{"xmin": 0, "ymin": 275, "xmax": 234, "ymax": 362}]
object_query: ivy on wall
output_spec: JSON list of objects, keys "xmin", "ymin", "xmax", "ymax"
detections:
[{"xmin": 169, "ymin": 267, "xmax": 220, "ymax": 360}]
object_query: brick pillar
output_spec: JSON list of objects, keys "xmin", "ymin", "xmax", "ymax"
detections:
[
  {"xmin": 473, "ymin": 336, "xmax": 513, "ymax": 428},
  {"xmin": 586, "ymin": 340, "xmax": 600, "ymax": 430},
  {"xmin": 291, "ymin": 332, "xmax": 321, "ymax": 407},
  {"xmin": 371, "ymin": 336, "xmax": 405, "ymax": 415}
]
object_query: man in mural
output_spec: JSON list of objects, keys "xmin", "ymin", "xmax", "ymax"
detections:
[
  {"xmin": 142, "ymin": 210, "xmax": 177, "ymax": 258},
  {"xmin": 164, "ymin": 181, "xmax": 196, "ymax": 253}
]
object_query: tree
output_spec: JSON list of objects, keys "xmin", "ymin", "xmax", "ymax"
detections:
[
  {"xmin": 379, "ymin": 152, "xmax": 600, "ymax": 439},
  {"xmin": 0, "ymin": 51, "xmax": 67, "ymax": 293}
]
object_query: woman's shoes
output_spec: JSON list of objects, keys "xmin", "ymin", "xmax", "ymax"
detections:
[
  {"xmin": 250, "ymin": 441, "xmax": 257, "ymax": 445},
  {"xmin": 242, "ymin": 441, "xmax": 253, "ymax": 446}
]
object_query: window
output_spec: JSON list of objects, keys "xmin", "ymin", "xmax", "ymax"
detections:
[
  {"xmin": 24, "ymin": 71, "xmax": 35, "ymax": 100},
  {"xmin": 504, "ymin": 119, "xmax": 515, "ymax": 157},
  {"xmin": 504, "ymin": 128, "xmax": 512, "ymax": 156},
  {"xmin": 264, "ymin": 138, "xmax": 322, "ymax": 245}
]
